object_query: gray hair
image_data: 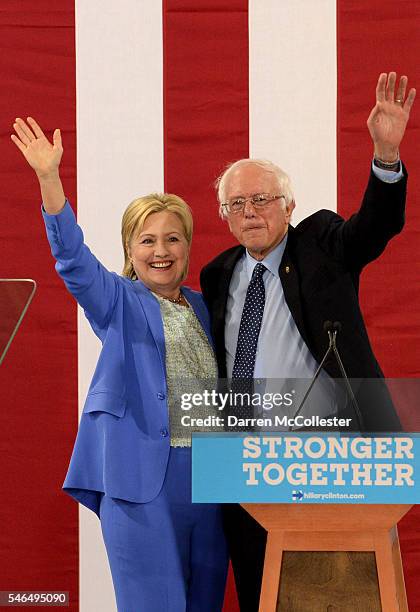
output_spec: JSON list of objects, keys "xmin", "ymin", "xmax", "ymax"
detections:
[{"xmin": 215, "ymin": 158, "xmax": 294, "ymax": 219}]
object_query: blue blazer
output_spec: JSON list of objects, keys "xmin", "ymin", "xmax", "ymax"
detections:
[{"xmin": 42, "ymin": 201, "xmax": 214, "ymax": 517}]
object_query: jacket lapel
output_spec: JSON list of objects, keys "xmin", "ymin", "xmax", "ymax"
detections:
[
  {"xmin": 211, "ymin": 246, "xmax": 244, "ymax": 377},
  {"xmin": 132, "ymin": 281, "xmax": 166, "ymax": 371},
  {"xmin": 183, "ymin": 288, "xmax": 214, "ymax": 349},
  {"xmin": 279, "ymin": 226, "xmax": 311, "ymax": 348}
]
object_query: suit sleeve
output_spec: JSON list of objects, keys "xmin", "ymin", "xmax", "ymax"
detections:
[
  {"xmin": 319, "ymin": 167, "xmax": 407, "ymax": 270},
  {"xmin": 42, "ymin": 200, "xmax": 119, "ymax": 329}
]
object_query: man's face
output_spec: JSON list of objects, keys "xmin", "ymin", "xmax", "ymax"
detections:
[{"xmin": 223, "ymin": 164, "xmax": 295, "ymax": 260}]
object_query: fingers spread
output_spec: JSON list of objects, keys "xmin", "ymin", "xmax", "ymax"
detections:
[
  {"xmin": 15, "ymin": 118, "xmax": 36, "ymax": 143},
  {"xmin": 13, "ymin": 121, "xmax": 32, "ymax": 146},
  {"xmin": 404, "ymin": 88, "xmax": 416, "ymax": 112},
  {"xmin": 52, "ymin": 128, "xmax": 62, "ymax": 149},
  {"xmin": 386, "ymin": 72, "xmax": 396, "ymax": 101},
  {"xmin": 396, "ymin": 75, "xmax": 408, "ymax": 104},
  {"xmin": 27, "ymin": 116, "xmax": 45, "ymax": 139},
  {"xmin": 10, "ymin": 134, "xmax": 26, "ymax": 154},
  {"xmin": 376, "ymin": 73, "xmax": 387, "ymax": 103}
]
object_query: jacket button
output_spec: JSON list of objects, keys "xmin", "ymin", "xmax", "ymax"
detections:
[
  {"xmin": 157, "ymin": 392, "xmax": 165, "ymax": 400},
  {"xmin": 160, "ymin": 428, "xmax": 168, "ymax": 437}
]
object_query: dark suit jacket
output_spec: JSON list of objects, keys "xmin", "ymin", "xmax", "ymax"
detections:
[{"xmin": 200, "ymin": 169, "xmax": 407, "ymax": 432}]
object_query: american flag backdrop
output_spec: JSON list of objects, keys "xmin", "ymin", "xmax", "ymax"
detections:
[{"xmin": 0, "ymin": 1, "xmax": 419, "ymax": 610}]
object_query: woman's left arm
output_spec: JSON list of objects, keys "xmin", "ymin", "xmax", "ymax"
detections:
[
  {"xmin": 42, "ymin": 201, "xmax": 120, "ymax": 329},
  {"xmin": 12, "ymin": 117, "xmax": 119, "ymax": 328}
]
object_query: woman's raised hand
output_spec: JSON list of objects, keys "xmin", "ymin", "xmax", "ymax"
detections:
[
  {"xmin": 11, "ymin": 117, "xmax": 63, "ymax": 179},
  {"xmin": 11, "ymin": 117, "xmax": 66, "ymax": 214}
]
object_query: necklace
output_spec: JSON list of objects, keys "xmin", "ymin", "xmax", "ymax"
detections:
[{"xmin": 153, "ymin": 290, "xmax": 185, "ymax": 305}]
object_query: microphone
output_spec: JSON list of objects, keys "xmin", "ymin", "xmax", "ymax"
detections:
[
  {"xmin": 289, "ymin": 320, "xmax": 365, "ymax": 431},
  {"xmin": 323, "ymin": 320, "xmax": 333, "ymax": 332}
]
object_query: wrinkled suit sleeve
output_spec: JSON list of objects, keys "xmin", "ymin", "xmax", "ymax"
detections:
[
  {"xmin": 42, "ymin": 200, "xmax": 119, "ymax": 330},
  {"xmin": 316, "ymin": 167, "xmax": 407, "ymax": 271}
]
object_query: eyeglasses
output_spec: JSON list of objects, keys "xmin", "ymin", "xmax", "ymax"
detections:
[{"xmin": 221, "ymin": 193, "xmax": 285, "ymax": 215}]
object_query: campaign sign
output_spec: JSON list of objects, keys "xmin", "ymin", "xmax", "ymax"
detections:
[{"xmin": 192, "ymin": 433, "xmax": 420, "ymax": 503}]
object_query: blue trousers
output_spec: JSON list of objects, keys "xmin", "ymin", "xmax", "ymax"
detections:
[{"xmin": 99, "ymin": 447, "xmax": 228, "ymax": 612}]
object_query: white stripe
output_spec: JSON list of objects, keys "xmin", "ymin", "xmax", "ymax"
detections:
[
  {"xmin": 249, "ymin": 0, "xmax": 337, "ymax": 222},
  {"xmin": 75, "ymin": 2, "xmax": 164, "ymax": 610}
]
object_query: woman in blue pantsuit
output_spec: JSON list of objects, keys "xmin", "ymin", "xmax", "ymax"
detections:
[{"xmin": 11, "ymin": 117, "xmax": 228, "ymax": 612}]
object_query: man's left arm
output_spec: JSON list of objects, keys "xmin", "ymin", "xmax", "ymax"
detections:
[{"xmin": 326, "ymin": 73, "xmax": 415, "ymax": 268}]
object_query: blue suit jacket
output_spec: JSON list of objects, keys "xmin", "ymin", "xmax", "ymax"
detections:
[{"xmin": 42, "ymin": 201, "xmax": 214, "ymax": 517}]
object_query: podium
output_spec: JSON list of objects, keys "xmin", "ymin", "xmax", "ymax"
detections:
[
  {"xmin": 0, "ymin": 279, "xmax": 36, "ymax": 365},
  {"xmin": 242, "ymin": 503, "xmax": 411, "ymax": 612}
]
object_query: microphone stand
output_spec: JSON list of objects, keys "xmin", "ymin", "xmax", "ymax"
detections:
[{"xmin": 289, "ymin": 321, "xmax": 365, "ymax": 432}]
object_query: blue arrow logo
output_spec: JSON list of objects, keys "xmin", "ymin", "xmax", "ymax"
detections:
[{"xmin": 292, "ymin": 490, "xmax": 303, "ymax": 501}]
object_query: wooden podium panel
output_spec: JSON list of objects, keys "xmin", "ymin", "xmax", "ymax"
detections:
[
  {"xmin": 241, "ymin": 504, "xmax": 411, "ymax": 612},
  {"xmin": 278, "ymin": 551, "xmax": 380, "ymax": 611}
]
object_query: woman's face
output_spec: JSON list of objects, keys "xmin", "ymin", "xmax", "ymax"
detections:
[{"xmin": 128, "ymin": 211, "xmax": 189, "ymax": 298}]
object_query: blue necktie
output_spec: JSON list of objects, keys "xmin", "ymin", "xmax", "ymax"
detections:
[{"xmin": 230, "ymin": 263, "xmax": 266, "ymax": 428}]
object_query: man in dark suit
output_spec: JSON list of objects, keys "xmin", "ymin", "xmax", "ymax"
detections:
[{"xmin": 200, "ymin": 73, "xmax": 416, "ymax": 611}]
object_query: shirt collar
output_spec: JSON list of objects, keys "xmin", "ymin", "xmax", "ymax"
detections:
[{"xmin": 245, "ymin": 233, "xmax": 288, "ymax": 280}]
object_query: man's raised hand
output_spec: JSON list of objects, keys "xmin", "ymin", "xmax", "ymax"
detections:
[{"xmin": 367, "ymin": 72, "xmax": 416, "ymax": 162}]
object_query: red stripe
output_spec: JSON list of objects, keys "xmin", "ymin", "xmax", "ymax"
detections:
[
  {"xmin": 337, "ymin": 1, "xmax": 420, "ymax": 608},
  {"xmin": 0, "ymin": 2, "xmax": 78, "ymax": 609},
  {"xmin": 163, "ymin": 0, "xmax": 249, "ymax": 291}
]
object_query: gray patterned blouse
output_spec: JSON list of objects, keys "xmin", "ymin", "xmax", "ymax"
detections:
[{"xmin": 153, "ymin": 293, "xmax": 218, "ymax": 447}]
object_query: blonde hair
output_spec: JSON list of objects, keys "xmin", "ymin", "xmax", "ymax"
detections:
[
  {"xmin": 215, "ymin": 158, "xmax": 294, "ymax": 218},
  {"xmin": 121, "ymin": 193, "xmax": 193, "ymax": 281}
]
